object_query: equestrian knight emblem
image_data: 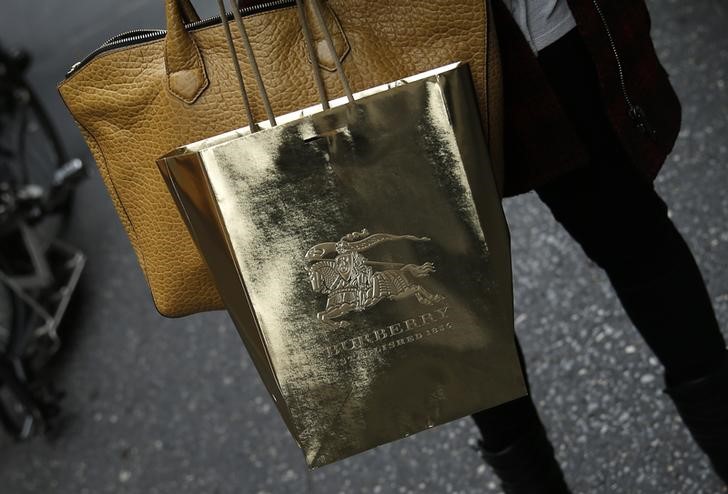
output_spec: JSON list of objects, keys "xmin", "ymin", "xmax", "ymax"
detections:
[{"xmin": 305, "ymin": 229, "xmax": 445, "ymax": 327}]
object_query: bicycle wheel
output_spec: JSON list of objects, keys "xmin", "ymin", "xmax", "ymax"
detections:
[
  {"xmin": 1, "ymin": 75, "xmax": 67, "ymax": 181},
  {"xmin": 0, "ymin": 84, "xmax": 73, "ymax": 247}
]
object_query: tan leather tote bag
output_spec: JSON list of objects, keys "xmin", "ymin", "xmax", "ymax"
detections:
[{"xmin": 58, "ymin": 0, "xmax": 504, "ymax": 317}]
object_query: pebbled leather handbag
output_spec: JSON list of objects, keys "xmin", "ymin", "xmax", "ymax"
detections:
[{"xmin": 57, "ymin": 0, "xmax": 504, "ymax": 317}]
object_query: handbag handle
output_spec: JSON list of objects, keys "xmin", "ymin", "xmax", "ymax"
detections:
[
  {"xmin": 299, "ymin": 0, "xmax": 354, "ymax": 105},
  {"xmin": 216, "ymin": 0, "xmax": 355, "ymax": 132},
  {"xmin": 177, "ymin": 0, "xmax": 201, "ymax": 23},
  {"xmin": 164, "ymin": 0, "xmax": 351, "ymax": 104},
  {"xmin": 164, "ymin": 0, "xmax": 209, "ymax": 103}
]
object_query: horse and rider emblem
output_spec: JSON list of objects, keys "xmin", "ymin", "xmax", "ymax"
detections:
[{"xmin": 305, "ymin": 229, "xmax": 445, "ymax": 327}]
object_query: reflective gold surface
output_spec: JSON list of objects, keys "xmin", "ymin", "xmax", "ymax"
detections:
[{"xmin": 157, "ymin": 63, "xmax": 526, "ymax": 468}]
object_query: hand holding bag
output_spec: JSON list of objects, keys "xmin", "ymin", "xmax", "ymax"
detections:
[
  {"xmin": 57, "ymin": 0, "xmax": 504, "ymax": 317},
  {"xmin": 156, "ymin": 0, "xmax": 525, "ymax": 468}
]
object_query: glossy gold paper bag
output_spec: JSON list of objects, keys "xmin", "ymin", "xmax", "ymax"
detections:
[{"xmin": 157, "ymin": 62, "xmax": 527, "ymax": 468}]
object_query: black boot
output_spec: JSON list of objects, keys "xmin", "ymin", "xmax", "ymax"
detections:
[
  {"xmin": 664, "ymin": 350, "xmax": 728, "ymax": 485},
  {"xmin": 470, "ymin": 420, "xmax": 572, "ymax": 494}
]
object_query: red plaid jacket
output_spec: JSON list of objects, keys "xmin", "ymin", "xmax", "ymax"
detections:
[{"xmin": 493, "ymin": 0, "xmax": 681, "ymax": 196}]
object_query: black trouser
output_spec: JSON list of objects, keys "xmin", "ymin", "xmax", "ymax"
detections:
[{"xmin": 471, "ymin": 27, "xmax": 727, "ymax": 451}]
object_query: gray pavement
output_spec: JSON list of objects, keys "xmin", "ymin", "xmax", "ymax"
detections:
[{"xmin": 0, "ymin": 1, "xmax": 726, "ymax": 493}]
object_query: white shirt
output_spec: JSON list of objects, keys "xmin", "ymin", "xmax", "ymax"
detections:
[{"xmin": 503, "ymin": 0, "xmax": 577, "ymax": 53}]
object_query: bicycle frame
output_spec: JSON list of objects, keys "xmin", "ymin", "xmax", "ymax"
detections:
[{"xmin": 0, "ymin": 39, "xmax": 86, "ymax": 440}]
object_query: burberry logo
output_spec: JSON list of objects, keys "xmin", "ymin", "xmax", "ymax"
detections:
[
  {"xmin": 323, "ymin": 306, "xmax": 450, "ymax": 358},
  {"xmin": 305, "ymin": 229, "xmax": 445, "ymax": 328}
]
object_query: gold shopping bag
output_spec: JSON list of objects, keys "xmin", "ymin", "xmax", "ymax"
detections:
[{"xmin": 157, "ymin": 0, "xmax": 526, "ymax": 468}]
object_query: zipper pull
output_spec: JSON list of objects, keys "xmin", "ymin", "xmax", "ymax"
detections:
[
  {"xmin": 66, "ymin": 62, "xmax": 81, "ymax": 78},
  {"xmin": 629, "ymin": 105, "xmax": 657, "ymax": 139}
]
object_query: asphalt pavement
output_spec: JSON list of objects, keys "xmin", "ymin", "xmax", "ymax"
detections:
[{"xmin": 0, "ymin": 1, "xmax": 726, "ymax": 493}]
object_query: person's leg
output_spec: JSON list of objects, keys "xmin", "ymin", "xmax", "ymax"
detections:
[
  {"xmin": 471, "ymin": 338, "xmax": 537, "ymax": 451},
  {"xmin": 534, "ymin": 27, "xmax": 728, "ymax": 483},
  {"xmin": 534, "ymin": 28, "xmax": 727, "ymax": 385},
  {"xmin": 466, "ymin": 28, "xmax": 598, "ymax": 494},
  {"xmin": 471, "ymin": 338, "xmax": 572, "ymax": 493},
  {"xmin": 535, "ymin": 160, "xmax": 727, "ymax": 382},
  {"xmin": 534, "ymin": 124, "xmax": 728, "ymax": 484},
  {"xmin": 471, "ymin": 21, "xmax": 727, "ymax": 489}
]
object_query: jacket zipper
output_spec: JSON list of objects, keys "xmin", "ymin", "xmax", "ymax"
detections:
[
  {"xmin": 65, "ymin": 0, "xmax": 295, "ymax": 78},
  {"xmin": 590, "ymin": 0, "xmax": 656, "ymax": 138}
]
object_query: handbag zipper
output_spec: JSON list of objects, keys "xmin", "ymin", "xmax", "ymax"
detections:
[
  {"xmin": 65, "ymin": 0, "xmax": 295, "ymax": 78},
  {"xmin": 590, "ymin": 0, "xmax": 656, "ymax": 138}
]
